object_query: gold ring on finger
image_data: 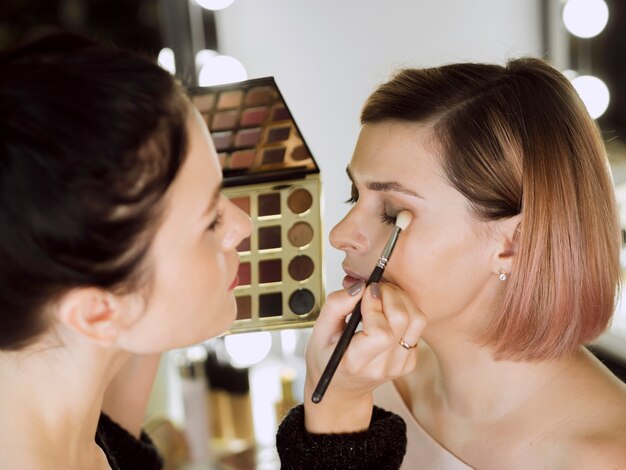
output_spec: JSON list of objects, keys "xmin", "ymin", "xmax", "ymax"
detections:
[{"xmin": 398, "ymin": 337, "xmax": 418, "ymax": 351}]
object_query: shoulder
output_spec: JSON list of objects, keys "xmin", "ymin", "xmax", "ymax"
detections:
[{"xmin": 559, "ymin": 428, "xmax": 626, "ymax": 468}]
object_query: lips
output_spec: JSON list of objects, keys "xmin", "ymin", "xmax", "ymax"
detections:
[
  {"xmin": 342, "ymin": 266, "xmax": 367, "ymax": 289},
  {"xmin": 228, "ymin": 262, "xmax": 240, "ymax": 291}
]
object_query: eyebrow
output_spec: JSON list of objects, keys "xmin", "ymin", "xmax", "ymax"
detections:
[
  {"xmin": 204, "ymin": 183, "xmax": 222, "ymax": 216},
  {"xmin": 346, "ymin": 167, "xmax": 422, "ymax": 198}
]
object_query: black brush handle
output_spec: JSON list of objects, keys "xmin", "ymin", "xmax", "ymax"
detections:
[{"xmin": 311, "ymin": 265, "xmax": 384, "ymax": 403}]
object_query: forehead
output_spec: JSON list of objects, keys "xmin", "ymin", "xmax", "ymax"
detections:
[{"xmin": 350, "ymin": 121, "xmax": 443, "ymax": 186}]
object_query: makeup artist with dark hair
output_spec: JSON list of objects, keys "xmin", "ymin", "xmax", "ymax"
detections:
[{"xmin": 0, "ymin": 32, "xmax": 417, "ymax": 469}]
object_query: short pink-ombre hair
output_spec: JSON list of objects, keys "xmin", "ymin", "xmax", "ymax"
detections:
[{"xmin": 361, "ymin": 58, "xmax": 621, "ymax": 360}]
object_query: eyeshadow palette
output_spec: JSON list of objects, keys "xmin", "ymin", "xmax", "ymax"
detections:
[{"xmin": 190, "ymin": 78, "xmax": 323, "ymax": 334}]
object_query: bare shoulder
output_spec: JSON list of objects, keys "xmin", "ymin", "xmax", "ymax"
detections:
[{"xmin": 559, "ymin": 423, "xmax": 626, "ymax": 469}]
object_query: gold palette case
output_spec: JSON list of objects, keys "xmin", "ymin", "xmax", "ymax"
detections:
[{"xmin": 190, "ymin": 77, "xmax": 324, "ymax": 334}]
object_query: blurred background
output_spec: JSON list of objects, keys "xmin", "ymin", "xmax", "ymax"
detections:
[{"xmin": 1, "ymin": 1, "xmax": 625, "ymax": 468}]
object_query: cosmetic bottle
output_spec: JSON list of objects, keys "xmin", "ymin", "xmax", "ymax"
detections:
[
  {"xmin": 175, "ymin": 347, "xmax": 211, "ymax": 463},
  {"xmin": 274, "ymin": 367, "xmax": 298, "ymax": 422}
]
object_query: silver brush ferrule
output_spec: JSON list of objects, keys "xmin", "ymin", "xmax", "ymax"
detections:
[{"xmin": 376, "ymin": 226, "xmax": 401, "ymax": 268}]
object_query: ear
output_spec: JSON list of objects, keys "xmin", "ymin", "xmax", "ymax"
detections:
[
  {"xmin": 491, "ymin": 214, "xmax": 522, "ymax": 277},
  {"xmin": 56, "ymin": 288, "xmax": 122, "ymax": 347}
]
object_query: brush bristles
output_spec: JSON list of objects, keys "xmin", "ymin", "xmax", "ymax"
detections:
[{"xmin": 395, "ymin": 210, "xmax": 412, "ymax": 230}]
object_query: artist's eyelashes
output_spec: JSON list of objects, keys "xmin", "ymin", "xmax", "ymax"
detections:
[
  {"xmin": 345, "ymin": 183, "xmax": 358, "ymax": 205},
  {"xmin": 207, "ymin": 209, "xmax": 224, "ymax": 231}
]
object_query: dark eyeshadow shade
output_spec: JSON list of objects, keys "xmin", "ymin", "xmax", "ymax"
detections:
[
  {"xmin": 288, "ymin": 222, "xmax": 314, "ymax": 247},
  {"xmin": 211, "ymin": 110, "xmax": 239, "ymax": 131},
  {"xmin": 259, "ymin": 292, "xmax": 282, "ymax": 317},
  {"xmin": 193, "ymin": 94, "xmax": 215, "ymax": 112},
  {"xmin": 288, "ymin": 255, "xmax": 314, "ymax": 281},
  {"xmin": 291, "ymin": 145, "xmax": 311, "ymax": 161},
  {"xmin": 266, "ymin": 126, "xmax": 291, "ymax": 143},
  {"xmin": 262, "ymin": 147, "xmax": 286, "ymax": 164},
  {"xmin": 259, "ymin": 259, "xmax": 282, "ymax": 283},
  {"xmin": 289, "ymin": 289, "xmax": 315, "ymax": 315},
  {"xmin": 245, "ymin": 86, "xmax": 273, "ymax": 106},
  {"xmin": 235, "ymin": 296, "xmax": 252, "ymax": 320},
  {"xmin": 230, "ymin": 196, "xmax": 250, "ymax": 215},
  {"xmin": 235, "ymin": 128, "xmax": 262, "ymax": 147},
  {"xmin": 240, "ymin": 106, "xmax": 268, "ymax": 127},
  {"xmin": 258, "ymin": 226, "xmax": 281, "ymax": 250},
  {"xmin": 212, "ymin": 131, "xmax": 232, "ymax": 151},
  {"xmin": 258, "ymin": 193, "xmax": 281, "ymax": 216},
  {"xmin": 217, "ymin": 90, "xmax": 243, "ymax": 109},
  {"xmin": 237, "ymin": 262, "xmax": 251, "ymax": 286},
  {"xmin": 287, "ymin": 188, "xmax": 313, "ymax": 214},
  {"xmin": 230, "ymin": 150, "xmax": 256, "ymax": 169},
  {"xmin": 237, "ymin": 237, "xmax": 251, "ymax": 253},
  {"xmin": 271, "ymin": 105, "xmax": 291, "ymax": 122}
]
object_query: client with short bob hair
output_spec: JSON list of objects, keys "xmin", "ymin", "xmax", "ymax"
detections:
[{"xmin": 290, "ymin": 58, "xmax": 626, "ymax": 469}]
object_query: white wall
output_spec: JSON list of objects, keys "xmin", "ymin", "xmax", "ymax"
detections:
[{"xmin": 215, "ymin": 0, "xmax": 542, "ymax": 292}]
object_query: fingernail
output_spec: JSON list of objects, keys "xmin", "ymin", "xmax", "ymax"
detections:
[
  {"xmin": 370, "ymin": 282, "xmax": 381, "ymax": 299},
  {"xmin": 347, "ymin": 281, "xmax": 365, "ymax": 296}
]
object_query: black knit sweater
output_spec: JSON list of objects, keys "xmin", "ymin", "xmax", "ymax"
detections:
[
  {"xmin": 96, "ymin": 413, "xmax": 163, "ymax": 470},
  {"xmin": 277, "ymin": 405, "xmax": 407, "ymax": 470}
]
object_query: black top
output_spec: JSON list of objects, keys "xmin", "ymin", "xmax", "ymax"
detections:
[
  {"xmin": 95, "ymin": 405, "xmax": 407, "ymax": 470},
  {"xmin": 277, "ymin": 405, "xmax": 407, "ymax": 470},
  {"xmin": 96, "ymin": 413, "xmax": 163, "ymax": 470}
]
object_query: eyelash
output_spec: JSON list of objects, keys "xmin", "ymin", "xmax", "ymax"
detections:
[
  {"xmin": 345, "ymin": 184, "xmax": 397, "ymax": 226},
  {"xmin": 207, "ymin": 210, "xmax": 224, "ymax": 231}
]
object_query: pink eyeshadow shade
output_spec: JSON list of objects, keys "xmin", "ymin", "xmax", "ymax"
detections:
[
  {"xmin": 240, "ymin": 107, "xmax": 268, "ymax": 127},
  {"xmin": 211, "ymin": 110, "xmax": 239, "ymax": 131},
  {"xmin": 230, "ymin": 150, "xmax": 256, "ymax": 169},
  {"xmin": 212, "ymin": 131, "xmax": 232, "ymax": 151},
  {"xmin": 235, "ymin": 128, "xmax": 262, "ymax": 147}
]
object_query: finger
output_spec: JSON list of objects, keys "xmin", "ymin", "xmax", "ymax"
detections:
[
  {"xmin": 344, "ymin": 284, "xmax": 395, "ymax": 369},
  {"xmin": 377, "ymin": 283, "xmax": 411, "ymax": 339},
  {"xmin": 385, "ymin": 284, "xmax": 428, "ymax": 347},
  {"xmin": 313, "ymin": 283, "xmax": 365, "ymax": 344}
]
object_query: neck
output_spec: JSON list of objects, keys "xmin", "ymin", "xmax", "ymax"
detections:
[
  {"xmin": 420, "ymin": 318, "xmax": 576, "ymax": 423},
  {"xmin": 0, "ymin": 338, "xmax": 128, "ymax": 468}
]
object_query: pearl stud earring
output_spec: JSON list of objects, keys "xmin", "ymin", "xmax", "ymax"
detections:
[{"xmin": 498, "ymin": 268, "xmax": 508, "ymax": 281}]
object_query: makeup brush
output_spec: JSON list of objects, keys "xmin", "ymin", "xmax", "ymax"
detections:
[{"xmin": 311, "ymin": 210, "xmax": 413, "ymax": 404}]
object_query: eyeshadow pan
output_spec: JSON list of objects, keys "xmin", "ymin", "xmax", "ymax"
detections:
[
  {"xmin": 258, "ymin": 226, "xmax": 281, "ymax": 250},
  {"xmin": 235, "ymin": 128, "xmax": 262, "ymax": 147},
  {"xmin": 217, "ymin": 90, "xmax": 243, "ymax": 109},
  {"xmin": 193, "ymin": 94, "xmax": 215, "ymax": 112},
  {"xmin": 271, "ymin": 105, "xmax": 291, "ymax": 122},
  {"xmin": 287, "ymin": 188, "xmax": 313, "ymax": 214},
  {"xmin": 245, "ymin": 86, "xmax": 273, "ymax": 106},
  {"xmin": 262, "ymin": 147, "xmax": 286, "ymax": 164},
  {"xmin": 211, "ymin": 110, "xmax": 239, "ymax": 131},
  {"xmin": 258, "ymin": 193, "xmax": 281, "ymax": 216},
  {"xmin": 237, "ymin": 262, "xmax": 251, "ymax": 286},
  {"xmin": 230, "ymin": 196, "xmax": 250, "ymax": 215},
  {"xmin": 235, "ymin": 296, "xmax": 252, "ymax": 320},
  {"xmin": 259, "ymin": 292, "xmax": 282, "ymax": 318},
  {"xmin": 291, "ymin": 145, "xmax": 311, "ymax": 161},
  {"xmin": 288, "ymin": 255, "xmax": 314, "ymax": 281},
  {"xmin": 289, "ymin": 289, "xmax": 315, "ymax": 315},
  {"xmin": 240, "ymin": 106, "xmax": 268, "ymax": 127},
  {"xmin": 237, "ymin": 237, "xmax": 251, "ymax": 253},
  {"xmin": 259, "ymin": 259, "xmax": 282, "ymax": 283},
  {"xmin": 212, "ymin": 131, "xmax": 232, "ymax": 151},
  {"xmin": 230, "ymin": 150, "xmax": 256, "ymax": 169},
  {"xmin": 288, "ymin": 222, "xmax": 314, "ymax": 247},
  {"xmin": 266, "ymin": 126, "xmax": 291, "ymax": 143}
]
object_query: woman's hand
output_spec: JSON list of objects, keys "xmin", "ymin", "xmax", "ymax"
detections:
[{"xmin": 303, "ymin": 282, "xmax": 426, "ymax": 434}]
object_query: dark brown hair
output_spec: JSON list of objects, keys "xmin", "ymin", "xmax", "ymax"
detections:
[
  {"xmin": 0, "ymin": 32, "xmax": 189, "ymax": 350},
  {"xmin": 362, "ymin": 58, "xmax": 621, "ymax": 360}
]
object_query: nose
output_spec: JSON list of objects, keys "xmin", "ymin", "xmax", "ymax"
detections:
[
  {"xmin": 222, "ymin": 198, "xmax": 252, "ymax": 250},
  {"xmin": 329, "ymin": 208, "xmax": 369, "ymax": 254}
]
